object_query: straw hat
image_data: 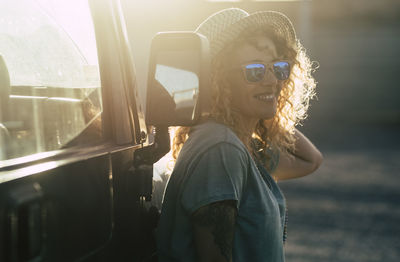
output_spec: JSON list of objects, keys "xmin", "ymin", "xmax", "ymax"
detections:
[{"xmin": 195, "ymin": 8, "xmax": 297, "ymax": 58}]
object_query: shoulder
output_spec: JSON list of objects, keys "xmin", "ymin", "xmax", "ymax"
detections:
[
  {"xmin": 175, "ymin": 121, "xmax": 250, "ymax": 177},
  {"xmin": 177, "ymin": 121, "xmax": 249, "ymax": 166},
  {"xmin": 189, "ymin": 120, "xmax": 246, "ymax": 150}
]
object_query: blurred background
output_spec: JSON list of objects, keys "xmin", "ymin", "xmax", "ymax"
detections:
[{"xmin": 122, "ymin": 0, "xmax": 400, "ymax": 261}]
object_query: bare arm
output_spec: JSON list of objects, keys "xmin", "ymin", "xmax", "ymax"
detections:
[
  {"xmin": 272, "ymin": 129, "xmax": 323, "ymax": 181},
  {"xmin": 192, "ymin": 200, "xmax": 237, "ymax": 262}
]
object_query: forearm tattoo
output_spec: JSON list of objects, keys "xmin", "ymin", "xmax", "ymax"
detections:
[{"xmin": 192, "ymin": 200, "xmax": 237, "ymax": 261}]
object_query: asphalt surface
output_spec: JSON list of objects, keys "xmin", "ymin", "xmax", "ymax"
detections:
[
  {"xmin": 279, "ymin": 147, "xmax": 400, "ymax": 262},
  {"xmin": 278, "ymin": 18, "xmax": 400, "ymax": 262}
]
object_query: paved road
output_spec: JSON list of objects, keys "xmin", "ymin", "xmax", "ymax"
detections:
[
  {"xmin": 280, "ymin": 148, "xmax": 400, "ymax": 262},
  {"xmin": 280, "ymin": 19, "xmax": 400, "ymax": 262}
]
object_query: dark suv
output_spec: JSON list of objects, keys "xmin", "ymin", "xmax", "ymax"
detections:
[{"xmin": 0, "ymin": 0, "xmax": 165, "ymax": 261}]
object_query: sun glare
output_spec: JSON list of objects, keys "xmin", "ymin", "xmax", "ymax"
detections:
[{"xmin": 0, "ymin": 161, "xmax": 58, "ymax": 183}]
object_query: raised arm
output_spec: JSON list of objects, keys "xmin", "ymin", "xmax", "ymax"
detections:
[
  {"xmin": 192, "ymin": 200, "xmax": 237, "ymax": 262},
  {"xmin": 272, "ymin": 129, "xmax": 323, "ymax": 181}
]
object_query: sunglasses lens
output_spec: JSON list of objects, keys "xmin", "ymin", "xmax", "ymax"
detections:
[
  {"xmin": 245, "ymin": 63, "xmax": 266, "ymax": 82},
  {"xmin": 273, "ymin": 61, "xmax": 290, "ymax": 80}
]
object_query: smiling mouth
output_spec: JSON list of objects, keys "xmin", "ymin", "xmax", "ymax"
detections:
[{"xmin": 254, "ymin": 93, "xmax": 275, "ymax": 102}]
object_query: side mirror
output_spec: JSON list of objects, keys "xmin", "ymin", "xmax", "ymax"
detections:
[{"xmin": 146, "ymin": 32, "xmax": 210, "ymax": 127}]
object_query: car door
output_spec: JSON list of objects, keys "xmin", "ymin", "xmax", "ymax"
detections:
[{"xmin": 0, "ymin": 0, "xmax": 155, "ymax": 261}]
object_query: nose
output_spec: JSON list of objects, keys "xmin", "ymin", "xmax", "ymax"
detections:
[{"xmin": 261, "ymin": 68, "xmax": 278, "ymax": 86}]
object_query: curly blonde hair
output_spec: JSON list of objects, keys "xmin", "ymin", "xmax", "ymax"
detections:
[{"xmin": 172, "ymin": 27, "xmax": 317, "ymax": 163}]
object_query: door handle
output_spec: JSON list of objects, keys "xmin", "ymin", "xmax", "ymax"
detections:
[{"xmin": 5, "ymin": 182, "xmax": 45, "ymax": 262}]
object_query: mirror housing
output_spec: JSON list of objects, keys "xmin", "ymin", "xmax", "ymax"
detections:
[{"xmin": 146, "ymin": 32, "xmax": 210, "ymax": 127}]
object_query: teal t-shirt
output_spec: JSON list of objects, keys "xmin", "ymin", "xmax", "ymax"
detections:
[{"xmin": 156, "ymin": 121, "xmax": 286, "ymax": 262}]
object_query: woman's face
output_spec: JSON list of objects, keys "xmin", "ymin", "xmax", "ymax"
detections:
[{"xmin": 228, "ymin": 36, "xmax": 284, "ymax": 122}]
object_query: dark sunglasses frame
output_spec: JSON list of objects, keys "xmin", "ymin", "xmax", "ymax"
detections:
[{"xmin": 240, "ymin": 61, "xmax": 291, "ymax": 83}]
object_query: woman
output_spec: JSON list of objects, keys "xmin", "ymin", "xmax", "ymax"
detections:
[{"xmin": 156, "ymin": 8, "xmax": 323, "ymax": 262}]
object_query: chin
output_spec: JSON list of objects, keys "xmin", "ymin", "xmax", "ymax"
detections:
[{"xmin": 259, "ymin": 107, "xmax": 277, "ymax": 120}]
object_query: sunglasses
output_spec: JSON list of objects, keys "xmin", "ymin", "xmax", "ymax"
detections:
[{"xmin": 241, "ymin": 61, "xmax": 291, "ymax": 82}]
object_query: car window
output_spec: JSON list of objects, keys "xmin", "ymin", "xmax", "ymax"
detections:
[{"xmin": 0, "ymin": 0, "xmax": 101, "ymax": 161}]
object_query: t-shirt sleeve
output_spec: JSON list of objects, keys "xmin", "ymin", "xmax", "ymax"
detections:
[{"xmin": 180, "ymin": 142, "xmax": 248, "ymax": 214}]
